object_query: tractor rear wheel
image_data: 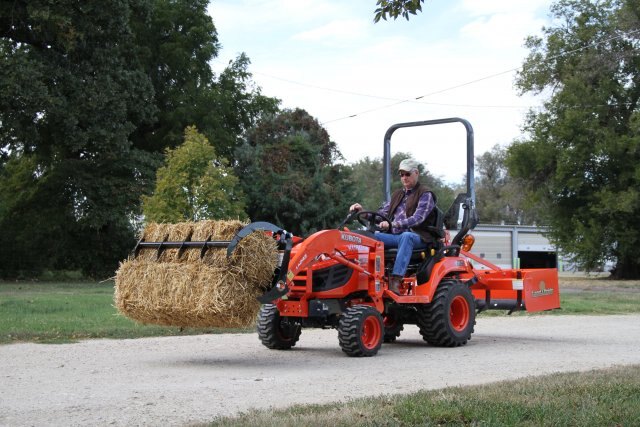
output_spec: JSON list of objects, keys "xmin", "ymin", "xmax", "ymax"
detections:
[
  {"xmin": 338, "ymin": 305, "xmax": 383, "ymax": 357},
  {"xmin": 257, "ymin": 304, "xmax": 301, "ymax": 350},
  {"xmin": 417, "ymin": 279, "xmax": 475, "ymax": 347},
  {"xmin": 383, "ymin": 309, "xmax": 404, "ymax": 343}
]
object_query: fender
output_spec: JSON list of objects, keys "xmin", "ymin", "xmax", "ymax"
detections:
[{"xmin": 414, "ymin": 256, "xmax": 475, "ymax": 301}]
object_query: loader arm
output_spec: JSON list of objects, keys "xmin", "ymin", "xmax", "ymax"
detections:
[{"xmin": 262, "ymin": 229, "xmax": 386, "ymax": 307}]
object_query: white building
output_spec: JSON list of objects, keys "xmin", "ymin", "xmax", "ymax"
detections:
[{"xmin": 468, "ymin": 225, "xmax": 560, "ymax": 270}]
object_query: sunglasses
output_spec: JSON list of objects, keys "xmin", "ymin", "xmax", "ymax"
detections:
[{"xmin": 399, "ymin": 171, "xmax": 413, "ymax": 177}]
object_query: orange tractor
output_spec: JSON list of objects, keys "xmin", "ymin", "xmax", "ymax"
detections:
[
  {"xmin": 239, "ymin": 118, "xmax": 560, "ymax": 356},
  {"xmin": 138, "ymin": 118, "xmax": 560, "ymax": 356}
]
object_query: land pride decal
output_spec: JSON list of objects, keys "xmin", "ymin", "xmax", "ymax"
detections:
[{"xmin": 532, "ymin": 280, "xmax": 554, "ymax": 297}]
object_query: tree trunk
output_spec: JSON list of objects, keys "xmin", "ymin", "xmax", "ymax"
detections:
[{"xmin": 610, "ymin": 257, "xmax": 640, "ymax": 280}]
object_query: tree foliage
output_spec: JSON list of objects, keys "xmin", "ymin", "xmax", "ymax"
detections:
[
  {"xmin": 0, "ymin": 1, "xmax": 278, "ymax": 278},
  {"xmin": 0, "ymin": 0, "xmax": 159, "ymax": 278},
  {"xmin": 475, "ymin": 145, "xmax": 541, "ymax": 225},
  {"xmin": 506, "ymin": 0, "xmax": 640, "ymax": 278},
  {"xmin": 130, "ymin": 0, "xmax": 279, "ymax": 158},
  {"xmin": 374, "ymin": 0, "xmax": 425, "ymax": 23},
  {"xmin": 235, "ymin": 109, "xmax": 355, "ymax": 235},
  {"xmin": 143, "ymin": 126, "xmax": 247, "ymax": 222}
]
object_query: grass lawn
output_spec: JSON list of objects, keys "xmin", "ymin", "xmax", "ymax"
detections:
[
  {"xmin": 205, "ymin": 364, "xmax": 640, "ymax": 426},
  {"xmin": 0, "ymin": 276, "xmax": 638, "ymax": 344},
  {"xmin": 0, "ymin": 281, "xmax": 248, "ymax": 344}
]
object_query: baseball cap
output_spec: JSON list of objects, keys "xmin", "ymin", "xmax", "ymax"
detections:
[{"xmin": 398, "ymin": 158, "xmax": 419, "ymax": 172}]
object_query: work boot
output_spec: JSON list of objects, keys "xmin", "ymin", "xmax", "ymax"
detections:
[{"xmin": 388, "ymin": 275, "xmax": 403, "ymax": 294}]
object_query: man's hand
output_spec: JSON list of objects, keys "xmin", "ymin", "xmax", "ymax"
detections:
[
  {"xmin": 349, "ymin": 203, "xmax": 363, "ymax": 212},
  {"xmin": 379, "ymin": 221, "xmax": 391, "ymax": 231}
]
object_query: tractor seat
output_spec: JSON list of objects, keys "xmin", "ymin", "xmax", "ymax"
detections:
[{"xmin": 384, "ymin": 248, "xmax": 427, "ymax": 265}]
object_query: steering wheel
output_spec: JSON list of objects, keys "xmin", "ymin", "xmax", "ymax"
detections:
[{"xmin": 346, "ymin": 210, "xmax": 392, "ymax": 233}]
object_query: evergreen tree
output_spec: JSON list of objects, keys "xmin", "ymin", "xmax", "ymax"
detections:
[
  {"xmin": 0, "ymin": 0, "xmax": 278, "ymax": 277},
  {"xmin": 235, "ymin": 109, "xmax": 355, "ymax": 235},
  {"xmin": 142, "ymin": 126, "xmax": 247, "ymax": 222}
]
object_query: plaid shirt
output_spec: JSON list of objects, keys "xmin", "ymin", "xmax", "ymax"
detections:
[{"xmin": 378, "ymin": 188, "xmax": 435, "ymax": 234}]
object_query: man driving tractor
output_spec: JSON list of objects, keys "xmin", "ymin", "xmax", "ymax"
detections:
[{"xmin": 349, "ymin": 158, "xmax": 437, "ymax": 294}]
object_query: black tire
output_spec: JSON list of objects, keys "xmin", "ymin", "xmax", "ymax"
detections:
[
  {"xmin": 383, "ymin": 310, "xmax": 404, "ymax": 343},
  {"xmin": 416, "ymin": 279, "xmax": 475, "ymax": 347},
  {"xmin": 257, "ymin": 304, "xmax": 301, "ymax": 350},
  {"xmin": 338, "ymin": 305, "xmax": 384, "ymax": 357}
]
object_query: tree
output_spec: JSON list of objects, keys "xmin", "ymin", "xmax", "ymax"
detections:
[
  {"xmin": 0, "ymin": 0, "xmax": 159, "ymax": 278},
  {"xmin": 130, "ymin": 0, "xmax": 279, "ymax": 158},
  {"xmin": 0, "ymin": 1, "xmax": 278, "ymax": 278},
  {"xmin": 142, "ymin": 126, "xmax": 247, "ymax": 222},
  {"xmin": 475, "ymin": 145, "xmax": 541, "ymax": 225},
  {"xmin": 374, "ymin": 0, "xmax": 425, "ymax": 23},
  {"xmin": 506, "ymin": 0, "xmax": 640, "ymax": 278},
  {"xmin": 235, "ymin": 109, "xmax": 356, "ymax": 235}
]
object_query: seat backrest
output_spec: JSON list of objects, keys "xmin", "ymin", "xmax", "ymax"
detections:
[
  {"xmin": 444, "ymin": 193, "xmax": 479, "ymax": 247},
  {"xmin": 423, "ymin": 206, "xmax": 445, "ymax": 239},
  {"xmin": 444, "ymin": 193, "xmax": 467, "ymax": 230}
]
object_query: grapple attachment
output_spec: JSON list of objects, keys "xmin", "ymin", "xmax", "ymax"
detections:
[
  {"xmin": 115, "ymin": 220, "xmax": 282, "ymax": 329},
  {"xmin": 133, "ymin": 221, "xmax": 285, "ymax": 261}
]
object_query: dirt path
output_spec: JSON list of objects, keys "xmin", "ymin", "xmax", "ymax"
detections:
[{"xmin": 2, "ymin": 314, "xmax": 640, "ymax": 426}]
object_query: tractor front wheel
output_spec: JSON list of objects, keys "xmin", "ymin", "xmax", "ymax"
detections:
[
  {"xmin": 417, "ymin": 279, "xmax": 475, "ymax": 347},
  {"xmin": 338, "ymin": 305, "xmax": 383, "ymax": 357},
  {"xmin": 257, "ymin": 304, "xmax": 301, "ymax": 350}
]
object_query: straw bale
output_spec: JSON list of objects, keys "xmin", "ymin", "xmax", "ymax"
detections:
[{"xmin": 115, "ymin": 220, "xmax": 278, "ymax": 328}]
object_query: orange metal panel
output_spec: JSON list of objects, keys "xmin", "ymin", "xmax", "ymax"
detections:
[
  {"xmin": 277, "ymin": 300, "xmax": 308, "ymax": 316},
  {"xmin": 521, "ymin": 269, "xmax": 560, "ymax": 312}
]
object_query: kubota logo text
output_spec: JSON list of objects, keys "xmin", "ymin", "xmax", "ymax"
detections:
[
  {"xmin": 340, "ymin": 233, "xmax": 362, "ymax": 244},
  {"xmin": 295, "ymin": 254, "xmax": 308, "ymax": 271}
]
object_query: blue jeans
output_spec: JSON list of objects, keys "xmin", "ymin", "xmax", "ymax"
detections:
[{"xmin": 374, "ymin": 231, "xmax": 427, "ymax": 276}]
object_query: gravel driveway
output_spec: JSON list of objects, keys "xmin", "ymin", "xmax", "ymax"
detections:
[{"xmin": 2, "ymin": 314, "xmax": 639, "ymax": 426}]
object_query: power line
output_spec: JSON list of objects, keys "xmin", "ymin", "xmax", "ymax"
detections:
[
  {"xmin": 213, "ymin": 27, "xmax": 640, "ymax": 124},
  {"xmin": 255, "ymin": 70, "xmax": 533, "ymax": 110},
  {"xmin": 321, "ymin": 28, "xmax": 640, "ymax": 124}
]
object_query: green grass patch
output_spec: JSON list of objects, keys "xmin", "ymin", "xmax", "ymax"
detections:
[
  {"xmin": 558, "ymin": 290, "xmax": 640, "ymax": 314},
  {"xmin": 477, "ymin": 289, "xmax": 640, "ymax": 318},
  {"xmin": 1, "ymin": 278, "xmax": 639, "ymax": 344},
  {"xmin": 206, "ymin": 365, "xmax": 640, "ymax": 426},
  {"xmin": 0, "ymin": 281, "xmax": 250, "ymax": 344}
]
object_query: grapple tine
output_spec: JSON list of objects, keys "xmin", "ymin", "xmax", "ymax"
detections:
[
  {"xmin": 176, "ymin": 230, "xmax": 193, "ymax": 260},
  {"xmin": 156, "ymin": 234, "xmax": 169, "ymax": 260},
  {"xmin": 200, "ymin": 236, "xmax": 212, "ymax": 259},
  {"xmin": 133, "ymin": 238, "xmax": 144, "ymax": 258}
]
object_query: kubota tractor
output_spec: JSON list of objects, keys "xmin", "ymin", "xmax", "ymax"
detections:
[{"xmin": 137, "ymin": 118, "xmax": 561, "ymax": 357}]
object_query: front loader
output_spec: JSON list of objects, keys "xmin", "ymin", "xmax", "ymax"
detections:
[{"xmin": 134, "ymin": 118, "xmax": 560, "ymax": 357}]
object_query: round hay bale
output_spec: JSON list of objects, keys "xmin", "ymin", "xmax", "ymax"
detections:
[{"xmin": 114, "ymin": 220, "xmax": 278, "ymax": 328}]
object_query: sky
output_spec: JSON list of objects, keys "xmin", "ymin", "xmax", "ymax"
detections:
[{"xmin": 208, "ymin": 0, "xmax": 554, "ymax": 184}]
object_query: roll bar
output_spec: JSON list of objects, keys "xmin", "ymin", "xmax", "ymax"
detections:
[
  {"xmin": 382, "ymin": 117, "xmax": 475, "ymax": 204},
  {"xmin": 382, "ymin": 117, "xmax": 478, "ymax": 247}
]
